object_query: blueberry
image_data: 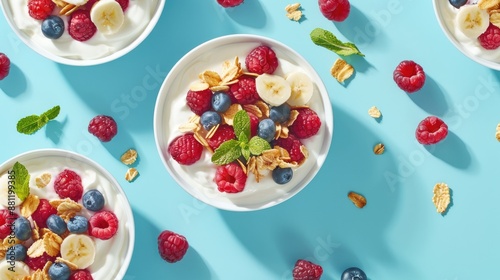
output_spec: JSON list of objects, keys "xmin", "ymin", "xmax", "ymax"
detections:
[
  {"xmin": 448, "ymin": 0, "xmax": 467, "ymax": 8},
  {"xmin": 211, "ymin": 92, "xmax": 232, "ymax": 112},
  {"xmin": 272, "ymin": 167, "xmax": 293, "ymax": 184},
  {"xmin": 13, "ymin": 217, "xmax": 31, "ymax": 241},
  {"xmin": 7, "ymin": 244, "xmax": 27, "ymax": 261},
  {"xmin": 269, "ymin": 103, "xmax": 291, "ymax": 124},
  {"xmin": 48, "ymin": 262, "xmax": 71, "ymax": 280},
  {"xmin": 67, "ymin": 215, "xmax": 88, "ymax": 234},
  {"xmin": 41, "ymin": 15, "xmax": 65, "ymax": 39},
  {"xmin": 257, "ymin": 118, "xmax": 276, "ymax": 142},
  {"xmin": 47, "ymin": 214, "xmax": 67, "ymax": 235},
  {"xmin": 341, "ymin": 267, "xmax": 367, "ymax": 280},
  {"xmin": 200, "ymin": 111, "xmax": 222, "ymax": 130},
  {"xmin": 82, "ymin": 189, "xmax": 105, "ymax": 211}
]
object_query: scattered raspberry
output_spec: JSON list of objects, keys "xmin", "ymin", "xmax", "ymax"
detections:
[
  {"xmin": 229, "ymin": 76, "xmax": 260, "ymax": 105},
  {"xmin": 318, "ymin": 0, "xmax": 350, "ymax": 22},
  {"xmin": 31, "ymin": 199, "xmax": 57, "ymax": 228},
  {"xmin": 186, "ymin": 88, "xmax": 212, "ymax": 116},
  {"xmin": 393, "ymin": 60, "xmax": 426, "ymax": 93},
  {"xmin": 274, "ymin": 135, "xmax": 305, "ymax": 163},
  {"xmin": 115, "ymin": 0, "xmax": 129, "ymax": 11},
  {"xmin": 479, "ymin": 24, "xmax": 500, "ymax": 50},
  {"xmin": 168, "ymin": 134, "xmax": 204, "ymax": 165},
  {"xmin": 207, "ymin": 124, "xmax": 235, "ymax": 150},
  {"xmin": 70, "ymin": 270, "xmax": 94, "ymax": 280},
  {"xmin": 292, "ymin": 259, "xmax": 323, "ymax": 280},
  {"xmin": 88, "ymin": 115, "xmax": 118, "ymax": 142},
  {"xmin": 27, "ymin": 0, "xmax": 55, "ymax": 20},
  {"xmin": 54, "ymin": 169, "xmax": 84, "ymax": 201},
  {"xmin": 415, "ymin": 116, "xmax": 448, "ymax": 145},
  {"xmin": 157, "ymin": 230, "xmax": 189, "ymax": 263},
  {"xmin": 89, "ymin": 210, "xmax": 119, "ymax": 240},
  {"xmin": 245, "ymin": 45, "xmax": 279, "ymax": 75},
  {"xmin": 0, "ymin": 53, "xmax": 10, "ymax": 80},
  {"xmin": 68, "ymin": 10, "xmax": 97, "ymax": 42},
  {"xmin": 217, "ymin": 0, "xmax": 244, "ymax": 8},
  {"xmin": 289, "ymin": 108, "xmax": 321, "ymax": 139},
  {"xmin": 214, "ymin": 162, "xmax": 247, "ymax": 193},
  {"xmin": 25, "ymin": 253, "xmax": 56, "ymax": 271},
  {"xmin": 248, "ymin": 112, "xmax": 259, "ymax": 137},
  {"xmin": 0, "ymin": 209, "xmax": 18, "ymax": 239}
]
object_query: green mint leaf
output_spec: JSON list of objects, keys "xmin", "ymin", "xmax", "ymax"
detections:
[
  {"xmin": 41, "ymin": 105, "xmax": 60, "ymax": 120},
  {"xmin": 16, "ymin": 115, "xmax": 41, "ymax": 135},
  {"xmin": 233, "ymin": 110, "xmax": 250, "ymax": 142},
  {"xmin": 12, "ymin": 162, "xmax": 30, "ymax": 201},
  {"xmin": 310, "ymin": 28, "xmax": 364, "ymax": 57},
  {"xmin": 248, "ymin": 136, "xmax": 271, "ymax": 155},
  {"xmin": 238, "ymin": 131, "xmax": 249, "ymax": 144},
  {"xmin": 242, "ymin": 147, "xmax": 251, "ymax": 161},
  {"xmin": 211, "ymin": 139, "xmax": 243, "ymax": 165}
]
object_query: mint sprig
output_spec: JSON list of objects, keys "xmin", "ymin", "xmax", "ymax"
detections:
[
  {"xmin": 310, "ymin": 28, "xmax": 364, "ymax": 57},
  {"xmin": 16, "ymin": 105, "xmax": 60, "ymax": 135},
  {"xmin": 12, "ymin": 162, "xmax": 30, "ymax": 201},
  {"xmin": 212, "ymin": 110, "xmax": 271, "ymax": 165}
]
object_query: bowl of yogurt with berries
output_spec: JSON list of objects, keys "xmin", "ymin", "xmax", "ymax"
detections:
[
  {"xmin": 154, "ymin": 34, "xmax": 334, "ymax": 211},
  {"xmin": 0, "ymin": 0, "xmax": 165, "ymax": 65},
  {"xmin": 0, "ymin": 149, "xmax": 134, "ymax": 279},
  {"xmin": 433, "ymin": 0, "xmax": 500, "ymax": 69}
]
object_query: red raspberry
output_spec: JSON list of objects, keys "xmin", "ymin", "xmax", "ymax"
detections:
[
  {"xmin": 25, "ymin": 253, "xmax": 56, "ymax": 271},
  {"xmin": 27, "ymin": 0, "xmax": 55, "ymax": 20},
  {"xmin": 214, "ymin": 162, "xmax": 247, "ymax": 193},
  {"xmin": 115, "ymin": 0, "xmax": 129, "ymax": 11},
  {"xmin": 479, "ymin": 24, "xmax": 500, "ymax": 50},
  {"xmin": 68, "ymin": 10, "xmax": 97, "ymax": 42},
  {"xmin": 415, "ymin": 116, "xmax": 448, "ymax": 145},
  {"xmin": 208, "ymin": 124, "xmax": 235, "ymax": 150},
  {"xmin": 248, "ymin": 112, "xmax": 259, "ymax": 137},
  {"xmin": 289, "ymin": 108, "xmax": 321, "ymax": 139},
  {"xmin": 157, "ymin": 230, "xmax": 189, "ymax": 263},
  {"xmin": 216, "ymin": 0, "xmax": 244, "ymax": 7},
  {"xmin": 0, "ymin": 53, "xmax": 10, "ymax": 80},
  {"xmin": 245, "ymin": 46, "xmax": 279, "ymax": 75},
  {"xmin": 70, "ymin": 270, "xmax": 94, "ymax": 280},
  {"xmin": 292, "ymin": 259, "xmax": 323, "ymax": 280},
  {"xmin": 229, "ymin": 76, "xmax": 260, "ymax": 105},
  {"xmin": 54, "ymin": 169, "xmax": 84, "ymax": 201},
  {"xmin": 0, "ymin": 209, "xmax": 18, "ymax": 239},
  {"xmin": 274, "ymin": 135, "xmax": 305, "ymax": 163},
  {"xmin": 186, "ymin": 88, "xmax": 212, "ymax": 116},
  {"xmin": 31, "ymin": 199, "xmax": 57, "ymax": 228},
  {"xmin": 168, "ymin": 134, "xmax": 204, "ymax": 165},
  {"xmin": 88, "ymin": 115, "xmax": 118, "ymax": 142},
  {"xmin": 318, "ymin": 0, "xmax": 350, "ymax": 22},
  {"xmin": 393, "ymin": 60, "xmax": 426, "ymax": 93},
  {"xmin": 89, "ymin": 210, "xmax": 119, "ymax": 240}
]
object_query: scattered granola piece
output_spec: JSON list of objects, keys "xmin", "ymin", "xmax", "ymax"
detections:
[
  {"xmin": 496, "ymin": 123, "xmax": 500, "ymax": 141},
  {"xmin": 490, "ymin": 9, "xmax": 500, "ymax": 28},
  {"xmin": 432, "ymin": 182, "xmax": 451, "ymax": 214},
  {"xmin": 43, "ymin": 231, "xmax": 63, "ymax": 257},
  {"xmin": 330, "ymin": 58, "xmax": 354, "ymax": 83},
  {"xmin": 478, "ymin": 0, "xmax": 500, "ymax": 10},
  {"xmin": 36, "ymin": 173, "xmax": 52, "ymax": 188},
  {"xmin": 348, "ymin": 191, "xmax": 367, "ymax": 208},
  {"xmin": 125, "ymin": 168, "xmax": 139, "ymax": 182},
  {"xmin": 189, "ymin": 80, "xmax": 210, "ymax": 91},
  {"xmin": 373, "ymin": 143, "xmax": 385, "ymax": 155},
  {"xmin": 368, "ymin": 106, "xmax": 382, "ymax": 119},
  {"xmin": 21, "ymin": 194, "xmax": 40, "ymax": 218},
  {"xmin": 285, "ymin": 3, "xmax": 303, "ymax": 21},
  {"xmin": 27, "ymin": 239, "xmax": 45, "ymax": 258},
  {"xmin": 120, "ymin": 149, "xmax": 138, "ymax": 165}
]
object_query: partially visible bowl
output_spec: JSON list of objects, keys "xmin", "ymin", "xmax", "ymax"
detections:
[
  {"xmin": 433, "ymin": 0, "xmax": 500, "ymax": 70},
  {"xmin": 0, "ymin": 149, "xmax": 134, "ymax": 279},
  {"xmin": 154, "ymin": 34, "xmax": 334, "ymax": 211},
  {"xmin": 0, "ymin": 0, "xmax": 165, "ymax": 66}
]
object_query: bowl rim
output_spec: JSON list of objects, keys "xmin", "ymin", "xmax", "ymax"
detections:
[
  {"xmin": 432, "ymin": 0, "xmax": 500, "ymax": 70},
  {"xmin": 153, "ymin": 33, "xmax": 334, "ymax": 212},
  {"xmin": 0, "ymin": 0, "xmax": 165, "ymax": 66},
  {"xmin": 0, "ymin": 148, "xmax": 135, "ymax": 279}
]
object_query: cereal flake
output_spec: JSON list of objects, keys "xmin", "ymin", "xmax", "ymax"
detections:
[
  {"xmin": 330, "ymin": 58, "xmax": 354, "ymax": 83},
  {"xmin": 432, "ymin": 182, "xmax": 451, "ymax": 214}
]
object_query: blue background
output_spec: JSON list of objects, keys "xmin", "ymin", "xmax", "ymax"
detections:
[{"xmin": 1, "ymin": 0, "xmax": 499, "ymax": 279}]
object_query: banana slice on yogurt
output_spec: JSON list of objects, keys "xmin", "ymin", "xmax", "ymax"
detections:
[
  {"xmin": 456, "ymin": 4, "xmax": 489, "ymax": 39},
  {"xmin": 285, "ymin": 71, "xmax": 314, "ymax": 106},
  {"xmin": 255, "ymin": 74, "xmax": 292, "ymax": 106},
  {"xmin": 0, "ymin": 261, "xmax": 30, "ymax": 280},
  {"xmin": 60, "ymin": 234, "xmax": 96, "ymax": 269},
  {"xmin": 90, "ymin": 0, "xmax": 125, "ymax": 35}
]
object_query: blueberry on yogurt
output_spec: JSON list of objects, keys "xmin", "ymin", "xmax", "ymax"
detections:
[
  {"xmin": 41, "ymin": 15, "xmax": 65, "ymax": 39},
  {"xmin": 448, "ymin": 0, "xmax": 468, "ymax": 9}
]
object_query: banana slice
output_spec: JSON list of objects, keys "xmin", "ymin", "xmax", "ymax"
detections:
[
  {"xmin": 456, "ymin": 4, "xmax": 489, "ymax": 39},
  {"xmin": 285, "ymin": 71, "xmax": 314, "ymax": 106},
  {"xmin": 60, "ymin": 234, "xmax": 96, "ymax": 269},
  {"xmin": 90, "ymin": 0, "xmax": 125, "ymax": 35},
  {"xmin": 0, "ymin": 173, "xmax": 22, "ymax": 207},
  {"xmin": 255, "ymin": 74, "xmax": 291, "ymax": 106},
  {"xmin": 0, "ymin": 261, "xmax": 30, "ymax": 279}
]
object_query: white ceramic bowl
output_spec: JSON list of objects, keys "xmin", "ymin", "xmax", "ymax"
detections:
[
  {"xmin": 0, "ymin": 0, "xmax": 165, "ymax": 66},
  {"xmin": 154, "ymin": 34, "xmax": 334, "ymax": 211},
  {"xmin": 433, "ymin": 0, "xmax": 500, "ymax": 70},
  {"xmin": 0, "ymin": 149, "xmax": 134, "ymax": 279}
]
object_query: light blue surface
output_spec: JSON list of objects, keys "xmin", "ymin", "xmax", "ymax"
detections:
[{"xmin": 1, "ymin": 0, "xmax": 500, "ymax": 279}]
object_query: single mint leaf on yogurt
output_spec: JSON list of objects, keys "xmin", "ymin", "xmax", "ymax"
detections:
[
  {"xmin": 248, "ymin": 136, "xmax": 271, "ymax": 155},
  {"xmin": 16, "ymin": 105, "xmax": 61, "ymax": 135},
  {"xmin": 310, "ymin": 28, "xmax": 364, "ymax": 57},
  {"xmin": 233, "ymin": 110, "xmax": 251, "ymax": 142},
  {"xmin": 12, "ymin": 161, "xmax": 30, "ymax": 201},
  {"xmin": 212, "ymin": 139, "xmax": 243, "ymax": 165}
]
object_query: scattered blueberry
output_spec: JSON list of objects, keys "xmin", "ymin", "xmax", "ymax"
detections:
[
  {"xmin": 82, "ymin": 189, "xmax": 105, "ymax": 211},
  {"xmin": 341, "ymin": 267, "xmax": 367, "ymax": 280},
  {"xmin": 48, "ymin": 262, "xmax": 71, "ymax": 280},
  {"xmin": 8, "ymin": 244, "xmax": 27, "ymax": 261},
  {"xmin": 47, "ymin": 214, "xmax": 67, "ymax": 235},
  {"xmin": 448, "ymin": 0, "xmax": 467, "ymax": 8},
  {"xmin": 67, "ymin": 215, "xmax": 89, "ymax": 234},
  {"xmin": 41, "ymin": 15, "xmax": 65, "ymax": 39},
  {"xmin": 269, "ymin": 103, "xmax": 291, "ymax": 124},
  {"xmin": 13, "ymin": 217, "xmax": 31, "ymax": 241},
  {"xmin": 200, "ymin": 111, "xmax": 222, "ymax": 130},
  {"xmin": 257, "ymin": 118, "xmax": 276, "ymax": 142},
  {"xmin": 272, "ymin": 167, "xmax": 293, "ymax": 184},
  {"xmin": 212, "ymin": 92, "xmax": 232, "ymax": 112}
]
